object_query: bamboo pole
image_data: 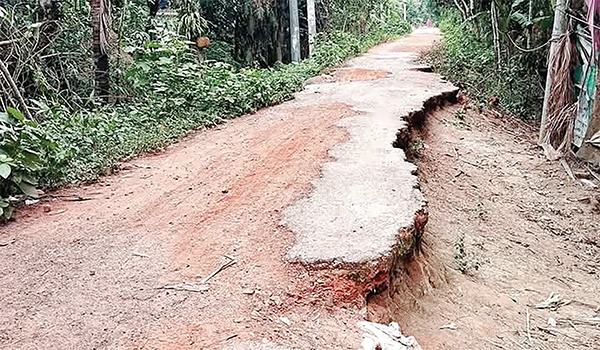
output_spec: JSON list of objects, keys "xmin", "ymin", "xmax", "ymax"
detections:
[{"xmin": 539, "ymin": 0, "xmax": 570, "ymax": 144}]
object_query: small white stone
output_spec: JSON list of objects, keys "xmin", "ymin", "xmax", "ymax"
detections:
[{"xmin": 280, "ymin": 316, "xmax": 291, "ymax": 326}]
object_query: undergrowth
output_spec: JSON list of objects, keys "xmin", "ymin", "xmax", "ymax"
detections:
[
  {"xmin": 426, "ymin": 10, "xmax": 547, "ymax": 120},
  {"xmin": 38, "ymin": 27, "xmax": 409, "ymax": 186},
  {"xmin": 454, "ymin": 233, "xmax": 481, "ymax": 274}
]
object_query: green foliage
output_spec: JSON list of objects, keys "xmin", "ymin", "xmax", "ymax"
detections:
[
  {"xmin": 174, "ymin": 0, "xmax": 209, "ymax": 40},
  {"xmin": 319, "ymin": 0, "xmax": 412, "ymax": 33},
  {"xmin": 407, "ymin": 0, "xmax": 441, "ymax": 25},
  {"xmin": 411, "ymin": 140, "xmax": 427, "ymax": 158},
  {"xmin": 36, "ymin": 22, "xmax": 411, "ymax": 187},
  {"xmin": 427, "ymin": 9, "xmax": 549, "ymax": 119},
  {"xmin": 0, "ymin": 107, "xmax": 54, "ymax": 219},
  {"xmin": 204, "ymin": 40, "xmax": 237, "ymax": 66}
]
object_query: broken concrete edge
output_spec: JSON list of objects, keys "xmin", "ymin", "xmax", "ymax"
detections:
[
  {"xmin": 283, "ymin": 88, "xmax": 459, "ymax": 304},
  {"xmin": 393, "ymin": 89, "xmax": 459, "ymax": 155}
]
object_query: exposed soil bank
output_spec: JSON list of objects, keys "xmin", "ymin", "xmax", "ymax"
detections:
[{"xmin": 384, "ymin": 104, "xmax": 600, "ymax": 349}]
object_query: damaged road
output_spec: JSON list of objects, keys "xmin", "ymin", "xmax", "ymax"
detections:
[{"xmin": 0, "ymin": 29, "xmax": 454, "ymax": 349}]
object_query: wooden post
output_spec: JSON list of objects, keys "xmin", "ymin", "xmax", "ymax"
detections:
[
  {"xmin": 307, "ymin": 0, "xmax": 317, "ymax": 56},
  {"xmin": 539, "ymin": 0, "xmax": 570, "ymax": 144},
  {"xmin": 289, "ymin": 0, "xmax": 301, "ymax": 62}
]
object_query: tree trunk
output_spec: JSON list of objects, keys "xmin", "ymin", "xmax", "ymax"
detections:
[
  {"xmin": 491, "ymin": 1, "xmax": 501, "ymax": 65},
  {"xmin": 306, "ymin": 0, "xmax": 316, "ymax": 56},
  {"xmin": 539, "ymin": 0, "xmax": 569, "ymax": 143},
  {"xmin": 289, "ymin": 0, "xmax": 300, "ymax": 62},
  {"xmin": 38, "ymin": 0, "xmax": 60, "ymax": 52},
  {"xmin": 91, "ymin": 0, "xmax": 109, "ymax": 102}
]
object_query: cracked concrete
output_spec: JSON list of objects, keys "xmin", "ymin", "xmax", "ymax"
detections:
[{"xmin": 282, "ymin": 28, "xmax": 458, "ymax": 275}]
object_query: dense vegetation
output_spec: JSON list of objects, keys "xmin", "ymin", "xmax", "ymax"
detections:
[
  {"xmin": 0, "ymin": 0, "xmax": 411, "ymax": 219},
  {"xmin": 426, "ymin": 0, "xmax": 554, "ymax": 119}
]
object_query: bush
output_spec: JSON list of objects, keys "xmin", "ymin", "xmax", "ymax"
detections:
[
  {"xmin": 427, "ymin": 10, "xmax": 546, "ymax": 120},
  {"xmin": 35, "ymin": 23, "xmax": 412, "ymax": 188},
  {"xmin": 0, "ymin": 108, "xmax": 54, "ymax": 219}
]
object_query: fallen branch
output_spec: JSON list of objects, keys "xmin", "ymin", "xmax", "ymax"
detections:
[
  {"xmin": 534, "ymin": 292, "xmax": 571, "ymax": 310},
  {"xmin": 559, "ymin": 317, "xmax": 600, "ymax": 326},
  {"xmin": 587, "ymin": 166, "xmax": 600, "ymax": 182},
  {"xmin": 537, "ymin": 326, "xmax": 579, "ymax": 341},
  {"xmin": 526, "ymin": 308, "xmax": 532, "ymax": 344},
  {"xmin": 48, "ymin": 209, "xmax": 68, "ymax": 216},
  {"xmin": 461, "ymin": 159, "xmax": 483, "ymax": 169},
  {"xmin": 481, "ymin": 338, "xmax": 507, "ymax": 349},
  {"xmin": 0, "ymin": 239, "xmax": 15, "ymax": 246},
  {"xmin": 0, "ymin": 39, "xmax": 17, "ymax": 46},
  {"xmin": 508, "ymin": 337, "xmax": 528, "ymax": 350},
  {"xmin": 560, "ymin": 159, "xmax": 576, "ymax": 182},
  {"xmin": 46, "ymin": 194, "xmax": 94, "ymax": 202},
  {"xmin": 0, "ymin": 59, "xmax": 34, "ymax": 122}
]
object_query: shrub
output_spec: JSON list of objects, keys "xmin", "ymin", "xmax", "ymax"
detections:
[
  {"xmin": 427, "ymin": 10, "xmax": 546, "ymax": 120},
  {"xmin": 36, "ymin": 23, "xmax": 412, "ymax": 188},
  {"xmin": 0, "ymin": 108, "xmax": 54, "ymax": 219}
]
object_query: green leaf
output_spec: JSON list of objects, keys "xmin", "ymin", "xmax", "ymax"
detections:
[
  {"xmin": 25, "ymin": 120, "xmax": 38, "ymax": 127},
  {"xmin": 0, "ymin": 200, "xmax": 9, "ymax": 208},
  {"xmin": 0, "ymin": 207, "xmax": 3, "ymax": 217},
  {"xmin": 6, "ymin": 107, "xmax": 24, "ymax": 122},
  {"xmin": 511, "ymin": 0, "xmax": 528, "ymax": 10},
  {"xmin": 21, "ymin": 174, "xmax": 38, "ymax": 185},
  {"xmin": 22, "ymin": 149, "xmax": 41, "ymax": 167},
  {"xmin": 510, "ymin": 12, "xmax": 531, "ymax": 28},
  {"xmin": 0, "ymin": 163, "xmax": 10, "ymax": 179},
  {"xmin": 18, "ymin": 181, "xmax": 38, "ymax": 198}
]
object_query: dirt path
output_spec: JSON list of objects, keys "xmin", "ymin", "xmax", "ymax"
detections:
[
  {"xmin": 4, "ymin": 29, "xmax": 597, "ymax": 350},
  {"xmin": 0, "ymin": 30, "xmax": 447, "ymax": 350},
  {"xmin": 394, "ymin": 105, "xmax": 600, "ymax": 349}
]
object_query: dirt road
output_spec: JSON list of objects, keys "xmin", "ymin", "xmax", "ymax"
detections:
[
  {"xmin": 3, "ymin": 28, "xmax": 598, "ymax": 350},
  {"xmin": 0, "ymin": 30, "xmax": 450, "ymax": 349}
]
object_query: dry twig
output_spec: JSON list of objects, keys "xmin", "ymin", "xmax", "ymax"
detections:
[
  {"xmin": 526, "ymin": 308, "xmax": 532, "ymax": 344},
  {"xmin": 0, "ymin": 59, "xmax": 34, "ymax": 121},
  {"xmin": 199, "ymin": 255, "xmax": 237, "ymax": 284}
]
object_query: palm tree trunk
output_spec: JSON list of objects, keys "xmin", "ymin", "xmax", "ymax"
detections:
[{"xmin": 91, "ymin": 0, "xmax": 109, "ymax": 102}]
